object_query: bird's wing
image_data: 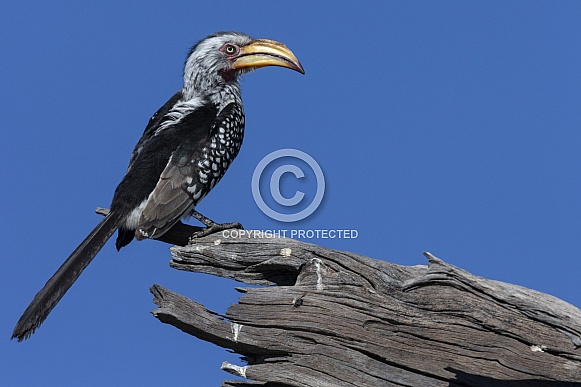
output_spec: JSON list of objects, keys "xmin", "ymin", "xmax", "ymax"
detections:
[
  {"xmin": 133, "ymin": 103, "xmax": 239, "ymax": 239},
  {"xmin": 134, "ymin": 146, "xmax": 200, "ymax": 239},
  {"xmin": 125, "ymin": 91, "xmax": 184, "ymax": 172}
]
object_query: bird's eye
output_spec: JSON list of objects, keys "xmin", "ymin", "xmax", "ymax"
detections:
[{"xmin": 223, "ymin": 44, "xmax": 239, "ymax": 56}]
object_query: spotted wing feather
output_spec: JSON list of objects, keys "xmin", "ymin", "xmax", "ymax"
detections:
[{"xmin": 133, "ymin": 103, "xmax": 241, "ymax": 239}]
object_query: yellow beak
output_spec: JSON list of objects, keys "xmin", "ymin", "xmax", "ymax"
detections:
[{"xmin": 232, "ymin": 39, "xmax": 305, "ymax": 74}]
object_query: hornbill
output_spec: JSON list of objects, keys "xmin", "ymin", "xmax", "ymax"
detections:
[{"xmin": 12, "ymin": 32, "xmax": 304, "ymax": 341}]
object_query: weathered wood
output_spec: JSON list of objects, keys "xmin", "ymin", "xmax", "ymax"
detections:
[{"xmin": 150, "ymin": 229, "xmax": 581, "ymax": 386}]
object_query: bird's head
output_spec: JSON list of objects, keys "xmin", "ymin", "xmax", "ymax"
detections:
[{"xmin": 183, "ymin": 32, "xmax": 304, "ymax": 95}]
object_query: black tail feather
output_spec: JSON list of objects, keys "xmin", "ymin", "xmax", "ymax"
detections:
[{"xmin": 12, "ymin": 212, "xmax": 120, "ymax": 341}]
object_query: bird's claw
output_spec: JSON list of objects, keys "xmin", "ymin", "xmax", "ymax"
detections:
[{"xmin": 189, "ymin": 221, "xmax": 244, "ymax": 242}]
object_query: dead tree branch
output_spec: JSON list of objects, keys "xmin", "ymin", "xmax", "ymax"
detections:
[{"xmin": 149, "ymin": 229, "xmax": 581, "ymax": 386}]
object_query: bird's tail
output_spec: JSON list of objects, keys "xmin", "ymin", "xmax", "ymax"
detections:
[{"xmin": 12, "ymin": 211, "xmax": 121, "ymax": 341}]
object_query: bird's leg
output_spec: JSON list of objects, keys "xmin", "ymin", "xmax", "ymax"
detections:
[{"xmin": 189, "ymin": 210, "xmax": 243, "ymax": 240}]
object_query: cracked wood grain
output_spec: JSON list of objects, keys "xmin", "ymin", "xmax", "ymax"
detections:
[{"xmin": 150, "ymin": 228, "xmax": 581, "ymax": 386}]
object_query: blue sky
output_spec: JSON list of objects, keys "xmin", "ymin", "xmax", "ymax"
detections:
[{"xmin": 3, "ymin": 2, "xmax": 581, "ymax": 385}]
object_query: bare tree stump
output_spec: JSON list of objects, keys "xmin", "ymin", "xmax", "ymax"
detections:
[{"xmin": 150, "ymin": 230, "xmax": 581, "ymax": 386}]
